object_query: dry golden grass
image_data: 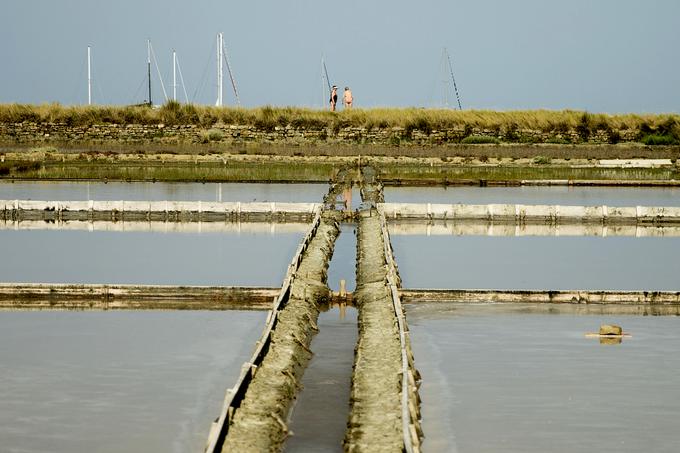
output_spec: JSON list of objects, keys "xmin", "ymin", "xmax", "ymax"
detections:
[{"xmin": 0, "ymin": 102, "xmax": 678, "ymax": 139}]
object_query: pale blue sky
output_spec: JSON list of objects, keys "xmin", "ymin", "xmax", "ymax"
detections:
[{"xmin": 1, "ymin": 0, "xmax": 679, "ymax": 112}]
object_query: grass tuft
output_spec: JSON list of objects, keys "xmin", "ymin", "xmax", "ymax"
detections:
[
  {"xmin": 533, "ymin": 155, "xmax": 552, "ymax": 165},
  {"xmin": 642, "ymin": 134, "xmax": 678, "ymax": 146},
  {"xmin": 461, "ymin": 135, "xmax": 500, "ymax": 145}
]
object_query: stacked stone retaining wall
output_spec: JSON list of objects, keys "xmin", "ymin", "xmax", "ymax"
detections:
[{"xmin": 0, "ymin": 122, "xmax": 644, "ymax": 147}]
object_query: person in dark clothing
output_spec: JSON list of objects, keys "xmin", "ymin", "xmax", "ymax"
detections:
[{"xmin": 330, "ymin": 85, "xmax": 338, "ymax": 112}]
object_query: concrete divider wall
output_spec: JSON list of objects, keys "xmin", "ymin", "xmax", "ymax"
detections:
[
  {"xmin": 401, "ymin": 289, "xmax": 680, "ymax": 305},
  {"xmin": 379, "ymin": 203, "xmax": 680, "ymax": 224},
  {"xmin": 1, "ymin": 199, "xmax": 321, "ymax": 222}
]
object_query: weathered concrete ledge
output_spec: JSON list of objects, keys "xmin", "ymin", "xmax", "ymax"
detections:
[
  {"xmin": 401, "ymin": 289, "xmax": 680, "ymax": 305},
  {"xmin": 206, "ymin": 211, "xmax": 341, "ymax": 453},
  {"xmin": 387, "ymin": 220, "xmax": 680, "ymax": 237},
  {"xmin": 0, "ymin": 219, "xmax": 311, "ymax": 234},
  {"xmin": 380, "ymin": 202, "xmax": 680, "ymax": 224},
  {"xmin": 404, "ymin": 301, "xmax": 680, "ymax": 316},
  {"xmin": 1, "ymin": 199, "xmax": 320, "ymax": 222},
  {"xmin": 0, "ymin": 283, "xmax": 278, "ymax": 310},
  {"xmin": 345, "ymin": 208, "xmax": 421, "ymax": 453}
]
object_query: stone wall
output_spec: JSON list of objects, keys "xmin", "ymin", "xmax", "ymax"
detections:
[{"xmin": 0, "ymin": 121, "xmax": 642, "ymax": 147}]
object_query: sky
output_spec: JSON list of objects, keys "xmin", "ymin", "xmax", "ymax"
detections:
[{"xmin": 1, "ymin": 0, "xmax": 679, "ymax": 112}]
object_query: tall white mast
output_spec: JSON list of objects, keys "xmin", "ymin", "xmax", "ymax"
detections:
[
  {"xmin": 172, "ymin": 50, "xmax": 177, "ymax": 102},
  {"xmin": 216, "ymin": 33, "xmax": 223, "ymax": 107},
  {"xmin": 87, "ymin": 46, "xmax": 92, "ymax": 105},
  {"xmin": 147, "ymin": 39, "xmax": 152, "ymax": 106}
]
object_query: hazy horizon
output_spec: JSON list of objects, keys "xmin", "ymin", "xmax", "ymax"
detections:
[{"xmin": 2, "ymin": 0, "xmax": 679, "ymax": 113}]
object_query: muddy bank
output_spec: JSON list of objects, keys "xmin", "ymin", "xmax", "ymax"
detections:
[
  {"xmin": 345, "ymin": 209, "xmax": 404, "ymax": 452},
  {"xmin": 218, "ymin": 211, "xmax": 340, "ymax": 452}
]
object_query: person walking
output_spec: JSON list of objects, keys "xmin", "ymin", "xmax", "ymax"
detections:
[
  {"xmin": 330, "ymin": 85, "xmax": 338, "ymax": 112},
  {"xmin": 343, "ymin": 87, "xmax": 353, "ymax": 109}
]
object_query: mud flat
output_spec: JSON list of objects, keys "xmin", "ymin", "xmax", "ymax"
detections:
[{"xmin": 211, "ymin": 211, "xmax": 340, "ymax": 452}]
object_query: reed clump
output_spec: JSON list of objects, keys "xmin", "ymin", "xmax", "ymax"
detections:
[{"xmin": 1, "ymin": 103, "xmax": 679, "ymax": 144}]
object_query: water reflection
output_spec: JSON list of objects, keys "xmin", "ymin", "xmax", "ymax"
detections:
[
  {"xmin": 286, "ymin": 305, "xmax": 358, "ymax": 452},
  {"xmin": 0, "ymin": 181, "xmax": 327, "ymax": 202},
  {"xmin": 385, "ymin": 186, "xmax": 680, "ymax": 207},
  {"xmin": 388, "ymin": 220, "xmax": 680, "ymax": 237}
]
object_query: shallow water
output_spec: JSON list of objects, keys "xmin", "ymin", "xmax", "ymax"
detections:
[
  {"xmin": 0, "ymin": 310, "xmax": 265, "ymax": 453},
  {"xmin": 391, "ymin": 235, "xmax": 680, "ymax": 291},
  {"xmin": 326, "ymin": 223, "xmax": 357, "ymax": 292},
  {"xmin": 0, "ymin": 181, "xmax": 327, "ymax": 202},
  {"xmin": 0, "ymin": 229, "xmax": 304, "ymax": 286},
  {"xmin": 385, "ymin": 185, "xmax": 680, "ymax": 207},
  {"xmin": 407, "ymin": 305, "xmax": 680, "ymax": 453},
  {"xmin": 286, "ymin": 306, "xmax": 358, "ymax": 452}
]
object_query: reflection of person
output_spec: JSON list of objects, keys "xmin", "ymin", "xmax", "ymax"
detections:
[
  {"xmin": 330, "ymin": 85, "xmax": 338, "ymax": 112},
  {"xmin": 343, "ymin": 87, "xmax": 353, "ymax": 109}
]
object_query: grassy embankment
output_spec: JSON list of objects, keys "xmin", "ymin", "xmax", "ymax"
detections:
[
  {"xmin": 2, "ymin": 102, "xmax": 680, "ymax": 147},
  {"xmin": 1, "ymin": 103, "xmax": 679, "ymax": 184}
]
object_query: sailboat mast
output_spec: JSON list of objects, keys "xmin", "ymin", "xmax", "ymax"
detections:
[
  {"xmin": 173, "ymin": 50, "xmax": 177, "ymax": 102},
  {"xmin": 87, "ymin": 46, "xmax": 92, "ymax": 105},
  {"xmin": 444, "ymin": 47, "xmax": 463, "ymax": 110},
  {"xmin": 216, "ymin": 33, "xmax": 224, "ymax": 107},
  {"xmin": 321, "ymin": 57, "xmax": 325, "ymax": 107},
  {"xmin": 147, "ymin": 40, "xmax": 152, "ymax": 106}
]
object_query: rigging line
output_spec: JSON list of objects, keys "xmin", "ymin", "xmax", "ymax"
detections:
[
  {"xmin": 150, "ymin": 42, "xmax": 169, "ymax": 102},
  {"xmin": 440, "ymin": 49, "xmax": 449, "ymax": 108},
  {"xmin": 176, "ymin": 56, "xmax": 190, "ymax": 103},
  {"xmin": 70, "ymin": 56, "xmax": 87, "ymax": 105},
  {"xmin": 322, "ymin": 58, "xmax": 331, "ymax": 92},
  {"xmin": 96, "ymin": 83, "xmax": 106, "ymax": 106},
  {"xmin": 130, "ymin": 74, "xmax": 147, "ymax": 105},
  {"xmin": 445, "ymin": 47, "xmax": 463, "ymax": 110},
  {"xmin": 424, "ymin": 52, "xmax": 440, "ymax": 108},
  {"xmin": 192, "ymin": 38, "xmax": 216, "ymax": 103},
  {"xmin": 320, "ymin": 58, "xmax": 325, "ymax": 108},
  {"xmin": 222, "ymin": 44, "xmax": 240, "ymax": 106}
]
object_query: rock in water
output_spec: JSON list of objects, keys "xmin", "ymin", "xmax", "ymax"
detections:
[{"xmin": 599, "ymin": 324, "xmax": 623, "ymax": 336}]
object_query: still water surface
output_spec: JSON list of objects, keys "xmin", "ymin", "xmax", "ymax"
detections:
[
  {"xmin": 286, "ymin": 306, "xmax": 358, "ymax": 452},
  {"xmin": 391, "ymin": 235, "xmax": 680, "ymax": 290},
  {"xmin": 0, "ymin": 181, "xmax": 327, "ymax": 202},
  {"xmin": 407, "ymin": 305, "xmax": 680, "ymax": 453},
  {"xmin": 385, "ymin": 186, "xmax": 680, "ymax": 207},
  {"xmin": 0, "ymin": 310, "xmax": 265, "ymax": 453},
  {"xmin": 326, "ymin": 223, "xmax": 358, "ymax": 292},
  {"xmin": 0, "ymin": 229, "xmax": 303, "ymax": 286}
]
